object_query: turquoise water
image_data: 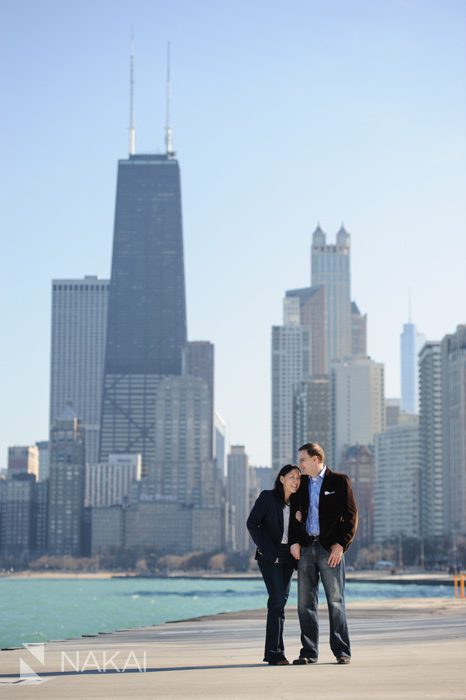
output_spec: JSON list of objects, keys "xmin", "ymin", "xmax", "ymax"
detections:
[{"xmin": 0, "ymin": 577, "xmax": 451, "ymax": 650}]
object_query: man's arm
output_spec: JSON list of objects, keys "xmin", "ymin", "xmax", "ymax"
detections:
[
  {"xmin": 326, "ymin": 475, "xmax": 358, "ymax": 567},
  {"xmin": 336, "ymin": 475, "xmax": 358, "ymax": 551}
]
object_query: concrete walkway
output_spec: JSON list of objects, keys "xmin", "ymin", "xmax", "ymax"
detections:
[{"xmin": 1, "ymin": 599, "xmax": 465, "ymax": 700}]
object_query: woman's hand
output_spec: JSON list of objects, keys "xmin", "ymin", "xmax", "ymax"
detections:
[
  {"xmin": 290, "ymin": 543, "xmax": 301, "ymax": 561},
  {"xmin": 295, "ymin": 510, "xmax": 302, "ymax": 522}
]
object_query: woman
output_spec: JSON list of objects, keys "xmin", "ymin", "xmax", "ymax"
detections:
[{"xmin": 246, "ymin": 464, "xmax": 301, "ymax": 665}]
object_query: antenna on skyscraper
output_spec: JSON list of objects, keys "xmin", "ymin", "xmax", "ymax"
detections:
[
  {"xmin": 129, "ymin": 27, "xmax": 136, "ymax": 155},
  {"xmin": 408, "ymin": 287, "xmax": 412, "ymax": 322},
  {"xmin": 165, "ymin": 41, "xmax": 175, "ymax": 158}
]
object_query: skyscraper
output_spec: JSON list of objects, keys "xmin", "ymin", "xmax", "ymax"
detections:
[
  {"xmin": 351, "ymin": 302, "xmax": 367, "ymax": 356},
  {"xmin": 331, "ymin": 355, "xmax": 385, "ymax": 467},
  {"xmin": 400, "ymin": 321, "xmax": 426, "ymax": 414},
  {"xmin": 99, "ymin": 152, "xmax": 187, "ymax": 474},
  {"xmin": 271, "ymin": 298, "xmax": 310, "ymax": 470},
  {"xmin": 441, "ymin": 325, "xmax": 466, "ymax": 535},
  {"xmin": 48, "ymin": 405, "xmax": 86, "ymax": 556},
  {"xmin": 285, "ymin": 285, "xmax": 326, "ymax": 375},
  {"xmin": 341, "ymin": 445, "xmax": 374, "ymax": 545},
  {"xmin": 418, "ymin": 342, "xmax": 444, "ymax": 538},
  {"xmin": 226, "ymin": 445, "xmax": 250, "ymax": 552},
  {"xmin": 311, "ymin": 224, "xmax": 351, "ymax": 366},
  {"xmin": 374, "ymin": 415, "xmax": 420, "ymax": 543},
  {"xmin": 214, "ymin": 411, "xmax": 226, "ymax": 481},
  {"xmin": 183, "ymin": 341, "xmax": 214, "ymax": 458},
  {"xmin": 293, "ymin": 376, "xmax": 331, "ymax": 458},
  {"xmin": 50, "ymin": 276, "xmax": 109, "ymax": 465}
]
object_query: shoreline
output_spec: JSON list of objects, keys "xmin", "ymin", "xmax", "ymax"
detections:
[{"xmin": 0, "ymin": 569, "xmax": 456, "ymax": 585}]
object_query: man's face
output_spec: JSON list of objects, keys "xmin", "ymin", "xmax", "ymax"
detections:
[{"xmin": 298, "ymin": 450, "xmax": 323, "ymax": 478}]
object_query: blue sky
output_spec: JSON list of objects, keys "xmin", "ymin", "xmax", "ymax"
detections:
[{"xmin": 1, "ymin": 0, "xmax": 465, "ymax": 466}]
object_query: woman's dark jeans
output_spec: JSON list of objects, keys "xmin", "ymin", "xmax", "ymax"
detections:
[{"xmin": 257, "ymin": 550, "xmax": 295, "ymax": 663}]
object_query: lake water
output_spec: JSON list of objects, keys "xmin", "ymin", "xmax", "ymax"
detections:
[{"xmin": 0, "ymin": 576, "xmax": 452, "ymax": 650}]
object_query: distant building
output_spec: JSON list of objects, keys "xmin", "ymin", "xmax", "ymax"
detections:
[
  {"xmin": 441, "ymin": 325, "xmax": 466, "ymax": 535},
  {"xmin": 311, "ymin": 224, "xmax": 352, "ymax": 366},
  {"xmin": 214, "ymin": 412, "xmax": 226, "ymax": 480},
  {"xmin": 226, "ymin": 446, "xmax": 250, "ymax": 552},
  {"xmin": 400, "ymin": 321, "xmax": 426, "ymax": 414},
  {"xmin": 91, "ymin": 505, "xmax": 125, "ymax": 553},
  {"xmin": 35, "ymin": 441, "xmax": 49, "ymax": 482},
  {"xmin": 0, "ymin": 473, "xmax": 48, "ymax": 557},
  {"xmin": 85, "ymin": 454, "xmax": 141, "ymax": 508},
  {"xmin": 341, "ymin": 445, "xmax": 374, "ymax": 544},
  {"xmin": 385, "ymin": 398, "xmax": 401, "ymax": 428},
  {"xmin": 351, "ymin": 302, "xmax": 367, "ymax": 356},
  {"xmin": 50, "ymin": 276, "xmax": 109, "ymax": 466},
  {"xmin": 7, "ymin": 445, "xmax": 39, "ymax": 479},
  {"xmin": 418, "ymin": 342, "xmax": 444, "ymax": 538},
  {"xmin": 192, "ymin": 507, "xmax": 224, "ymax": 552},
  {"xmin": 271, "ymin": 298, "xmax": 310, "ymax": 470},
  {"xmin": 374, "ymin": 416, "xmax": 420, "ymax": 542},
  {"xmin": 119, "ymin": 501, "xmax": 223, "ymax": 554},
  {"xmin": 183, "ymin": 341, "xmax": 215, "ymax": 458},
  {"xmin": 286, "ymin": 285, "xmax": 326, "ymax": 375},
  {"xmin": 101, "ymin": 375, "xmax": 218, "ymax": 508},
  {"xmin": 331, "ymin": 356, "xmax": 385, "ymax": 467},
  {"xmin": 34, "ymin": 480, "xmax": 48, "ymax": 553},
  {"xmin": 252, "ymin": 466, "xmax": 274, "ymax": 492},
  {"xmin": 0, "ymin": 474, "xmax": 36, "ymax": 555},
  {"xmin": 293, "ymin": 376, "xmax": 331, "ymax": 460},
  {"xmin": 48, "ymin": 405, "xmax": 86, "ymax": 556},
  {"xmin": 99, "ymin": 152, "xmax": 187, "ymax": 477}
]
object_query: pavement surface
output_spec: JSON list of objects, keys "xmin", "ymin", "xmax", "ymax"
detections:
[{"xmin": 1, "ymin": 598, "xmax": 465, "ymax": 700}]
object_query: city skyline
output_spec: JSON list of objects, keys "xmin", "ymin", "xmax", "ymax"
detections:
[{"xmin": 2, "ymin": 0, "xmax": 466, "ymax": 466}]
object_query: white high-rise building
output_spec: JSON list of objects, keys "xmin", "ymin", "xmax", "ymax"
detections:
[
  {"xmin": 49, "ymin": 276, "xmax": 109, "ymax": 465},
  {"xmin": 86, "ymin": 453, "xmax": 142, "ymax": 507},
  {"xmin": 419, "ymin": 342, "xmax": 444, "ymax": 538},
  {"xmin": 226, "ymin": 445, "xmax": 250, "ymax": 552},
  {"xmin": 400, "ymin": 321, "xmax": 426, "ymax": 414},
  {"xmin": 271, "ymin": 298, "xmax": 310, "ymax": 470},
  {"xmin": 311, "ymin": 224, "xmax": 351, "ymax": 366},
  {"xmin": 374, "ymin": 415, "xmax": 420, "ymax": 543},
  {"xmin": 331, "ymin": 356, "xmax": 385, "ymax": 467}
]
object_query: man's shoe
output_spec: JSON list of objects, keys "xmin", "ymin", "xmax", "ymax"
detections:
[
  {"xmin": 337, "ymin": 656, "xmax": 351, "ymax": 664},
  {"xmin": 292, "ymin": 657, "xmax": 318, "ymax": 665},
  {"xmin": 268, "ymin": 658, "xmax": 289, "ymax": 666}
]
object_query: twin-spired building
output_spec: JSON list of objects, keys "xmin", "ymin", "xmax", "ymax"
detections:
[{"xmin": 271, "ymin": 223, "xmax": 375, "ymax": 471}]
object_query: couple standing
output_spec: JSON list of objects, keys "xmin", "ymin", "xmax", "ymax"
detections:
[{"xmin": 246, "ymin": 442, "xmax": 358, "ymax": 666}]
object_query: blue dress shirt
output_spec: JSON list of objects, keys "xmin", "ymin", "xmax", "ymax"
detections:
[{"xmin": 306, "ymin": 465, "xmax": 327, "ymax": 536}]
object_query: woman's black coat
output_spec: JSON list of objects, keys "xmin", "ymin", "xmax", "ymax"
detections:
[{"xmin": 247, "ymin": 489, "xmax": 291, "ymax": 564}]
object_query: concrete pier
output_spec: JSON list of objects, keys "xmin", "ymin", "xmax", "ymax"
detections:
[{"xmin": 1, "ymin": 599, "xmax": 465, "ymax": 699}]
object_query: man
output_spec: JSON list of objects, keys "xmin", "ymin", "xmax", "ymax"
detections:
[{"xmin": 289, "ymin": 442, "xmax": 358, "ymax": 665}]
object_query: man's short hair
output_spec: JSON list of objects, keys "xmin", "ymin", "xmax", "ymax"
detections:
[{"xmin": 298, "ymin": 442, "xmax": 325, "ymax": 463}]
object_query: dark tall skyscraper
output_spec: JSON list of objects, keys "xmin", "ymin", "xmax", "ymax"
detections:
[
  {"xmin": 106, "ymin": 154, "xmax": 187, "ymax": 375},
  {"xmin": 100, "ymin": 153, "xmax": 187, "ymax": 473}
]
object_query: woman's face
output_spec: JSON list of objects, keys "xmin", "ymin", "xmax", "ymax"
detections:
[{"xmin": 280, "ymin": 469, "xmax": 301, "ymax": 494}]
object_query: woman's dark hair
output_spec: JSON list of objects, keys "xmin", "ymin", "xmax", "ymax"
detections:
[{"xmin": 274, "ymin": 464, "xmax": 300, "ymax": 502}]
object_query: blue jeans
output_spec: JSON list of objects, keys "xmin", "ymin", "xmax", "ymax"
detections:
[
  {"xmin": 297, "ymin": 541, "xmax": 350, "ymax": 660},
  {"xmin": 257, "ymin": 555, "xmax": 294, "ymax": 662}
]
